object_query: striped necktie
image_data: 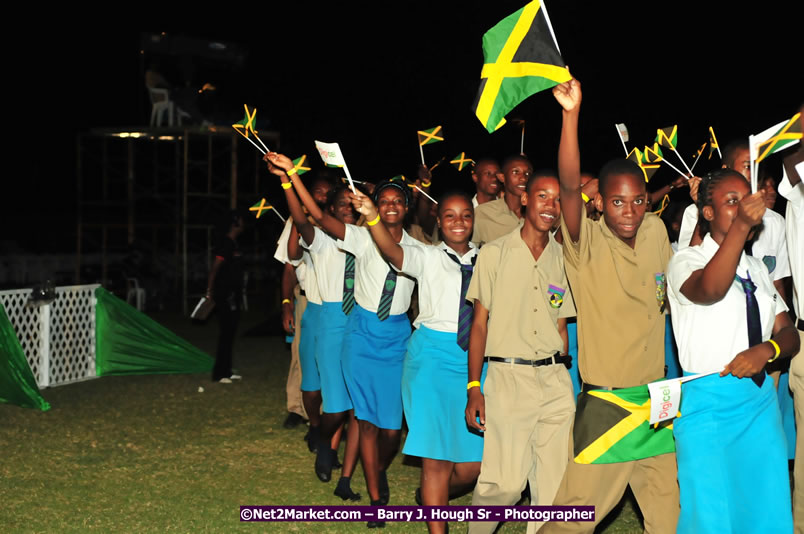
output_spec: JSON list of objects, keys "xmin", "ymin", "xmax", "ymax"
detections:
[
  {"xmin": 734, "ymin": 272, "xmax": 765, "ymax": 388},
  {"xmin": 376, "ymin": 267, "xmax": 397, "ymax": 321},
  {"xmin": 342, "ymin": 252, "xmax": 356, "ymax": 315},
  {"xmin": 446, "ymin": 250, "xmax": 477, "ymax": 351}
]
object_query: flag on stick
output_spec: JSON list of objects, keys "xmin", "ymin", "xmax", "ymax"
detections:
[
  {"xmin": 690, "ymin": 142, "xmax": 707, "ymax": 173},
  {"xmin": 451, "ymin": 152, "xmax": 474, "ymax": 171},
  {"xmin": 232, "ymin": 104, "xmax": 269, "ymax": 153},
  {"xmin": 291, "ymin": 155, "xmax": 311, "ymax": 176},
  {"xmin": 708, "ymin": 126, "xmax": 721, "ymax": 160},
  {"xmin": 315, "ymin": 141, "xmax": 356, "ymax": 193},
  {"xmin": 473, "ymin": 0, "xmax": 571, "ymax": 133},
  {"xmin": 249, "ymin": 198, "xmax": 285, "ymax": 222},
  {"xmin": 749, "ymin": 112, "xmax": 802, "ymax": 193},
  {"xmin": 644, "ymin": 144, "xmax": 687, "ymax": 179},
  {"xmin": 417, "ymin": 126, "xmax": 444, "ymax": 165},
  {"xmin": 615, "ymin": 123, "xmax": 629, "ymax": 156},
  {"xmin": 655, "ymin": 125, "xmax": 693, "ymax": 176}
]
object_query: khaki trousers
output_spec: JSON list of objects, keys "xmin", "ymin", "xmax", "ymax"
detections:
[
  {"xmin": 789, "ymin": 329, "xmax": 804, "ymax": 534},
  {"xmin": 285, "ymin": 287, "xmax": 307, "ymax": 418},
  {"xmin": 469, "ymin": 362, "xmax": 575, "ymax": 534}
]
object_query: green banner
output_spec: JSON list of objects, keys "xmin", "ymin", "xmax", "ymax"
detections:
[
  {"xmin": 0, "ymin": 302, "xmax": 50, "ymax": 411},
  {"xmin": 95, "ymin": 288, "xmax": 213, "ymax": 376}
]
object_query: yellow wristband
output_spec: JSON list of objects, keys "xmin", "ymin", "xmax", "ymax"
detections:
[
  {"xmin": 281, "ymin": 298, "xmax": 291, "ymax": 305},
  {"xmin": 281, "ymin": 181, "xmax": 293, "ymax": 190},
  {"xmin": 581, "ymin": 192, "xmax": 591, "ymax": 203},
  {"xmin": 467, "ymin": 381, "xmax": 481, "ymax": 391},
  {"xmin": 768, "ymin": 339, "xmax": 781, "ymax": 362},
  {"xmin": 367, "ymin": 214, "xmax": 381, "ymax": 226},
  {"xmin": 286, "ymin": 167, "xmax": 298, "ymax": 176},
  {"xmin": 422, "ymin": 180, "xmax": 432, "ymax": 188}
]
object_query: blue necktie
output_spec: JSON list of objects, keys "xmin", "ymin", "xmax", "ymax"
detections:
[
  {"xmin": 342, "ymin": 252, "xmax": 355, "ymax": 315},
  {"xmin": 446, "ymin": 251, "xmax": 477, "ymax": 351},
  {"xmin": 376, "ymin": 267, "xmax": 397, "ymax": 321},
  {"xmin": 734, "ymin": 272, "xmax": 765, "ymax": 388}
]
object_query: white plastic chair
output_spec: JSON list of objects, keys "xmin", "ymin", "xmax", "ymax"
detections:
[
  {"xmin": 126, "ymin": 278, "xmax": 146, "ymax": 311},
  {"xmin": 147, "ymin": 87, "xmax": 192, "ymax": 127}
]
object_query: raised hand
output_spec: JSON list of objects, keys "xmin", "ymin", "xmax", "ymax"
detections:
[
  {"xmin": 349, "ymin": 190, "xmax": 378, "ymax": 220},
  {"xmin": 263, "ymin": 152, "xmax": 294, "ymax": 176},
  {"xmin": 688, "ymin": 176, "xmax": 702, "ymax": 203},
  {"xmin": 736, "ymin": 190, "xmax": 767, "ymax": 229},
  {"xmin": 552, "ymin": 77, "xmax": 582, "ymax": 113}
]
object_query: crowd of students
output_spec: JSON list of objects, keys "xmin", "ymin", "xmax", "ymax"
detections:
[{"xmin": 216, "ymin": 79, "xmax": 801, "ymax": 533}]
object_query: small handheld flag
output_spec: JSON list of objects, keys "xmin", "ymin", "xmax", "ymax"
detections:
[
  {"xmin": 473, "ymin": 0, "xmax": 571, "ymax": 133},
  {"xmin": 232, "ymin": 104, "xmax": 270, "ymax": 154},
  {"xmin": 644, "ymin": 144, "xmax": 686, "ymax": 180},
  {"xmin": 615, "ymin": 123, "xmax": 629, "ymax": 156},
  {"xmin": 314, "ymin": 140, "xmax": 356, "ymax": 193},
  {"xmin": 291, "ymin": 155, "xmax": 311, "ymax": 176},
  {"xmin": 451, "ymin": 152, "xmax": 474, "ymax": 171},
  {"xmin": 749, "ymin": 112, "xmax": 802, "ymax": 193},
  {"xmin": 708, "ymin": 126, "xmax": 721, "ymax": 160},
  {"xmin": 690, "ymin": 142, "xmax": 707, "ymax": 173},
  {"xmin": 417, "ymin": 126, "xmax": 444, "ymax": 166},
  {"xmin": 250, "ymin": 198, "xmax": 285, "ymax": 222},
  {"xmin": 655, "ymin": 125, "xmax": 693, "ymax": 176}
]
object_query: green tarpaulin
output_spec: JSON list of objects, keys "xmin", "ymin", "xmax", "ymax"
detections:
[
  {"xmin": 95, "ymin": 287, "xmax": 213, "ymax": 376},
  {"xmin": 0, "ymin": 302, "xmax": 50, "ymax": 411}
]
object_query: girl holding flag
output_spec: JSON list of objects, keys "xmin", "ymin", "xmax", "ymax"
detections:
[
  {"xmin": 666, "ymin": 168, "xmax": 799, "ymax": 533},
  {"xmin": 351, "ymin": 188, "xmax": 486, "ymax": 534},
  {"xmin": 265, "ymin": 152, "xmax": 418, "ymax": 524}
]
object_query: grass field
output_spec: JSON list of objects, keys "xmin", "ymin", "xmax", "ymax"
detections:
[{"xmin": 1, "ymin": 305, "xmax": 643, "ymax": 533}]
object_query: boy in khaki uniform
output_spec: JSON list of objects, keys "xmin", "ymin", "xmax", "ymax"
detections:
[
  {"xmin": 541, "ymin": 79, "xmax": 678, "ymax": 534},
  {"xmin": 471, "ymin": 156, "xmax": 532, "ymax": 246},
  {"xmin": 465, "ymin": 173, "xmax": 576, "ymax": 534}
]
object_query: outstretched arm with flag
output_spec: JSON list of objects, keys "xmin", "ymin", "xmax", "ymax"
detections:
[{"xmin": 553, "ymin": 77, "xmax": 584, "ymax": 243}]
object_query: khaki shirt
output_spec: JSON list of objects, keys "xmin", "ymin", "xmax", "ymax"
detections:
[
  {"xmin": 471, "ymin": 197, "xmax": 523, "ymax": 246},
  {"xmin": 561, "ymin": 212, "xmax": 673, "ymax": 387},
  {"xmin": 467, "ymin": 228, "xmax": 575, "ymax": 359}
]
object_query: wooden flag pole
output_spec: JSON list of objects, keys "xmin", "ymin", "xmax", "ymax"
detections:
[
  {"xmin": 520, "ymin": 122, "xmax": 525, "ymax": 155},
  {"xmin": 616, "ymin": 124, "xmax": 628, "ymax": 156}
]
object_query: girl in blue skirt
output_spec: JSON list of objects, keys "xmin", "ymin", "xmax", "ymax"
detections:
[
  {"xmin": 266, "ymin": 153, "xmax": 418, "ymax": 522},
  {"xmin": 666, "ymin": 169, "xmax": 800, "ymax": 533},
  {"xmin": 352, "ymin": 188, "xmax": 486, "ymax": 534}
]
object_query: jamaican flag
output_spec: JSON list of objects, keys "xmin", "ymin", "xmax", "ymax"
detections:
[
  {"xmin": 708, "ymin": 126, "xmax": 720, "ymax": 159},
  {"xmin": 451, "ymin": 152, "xmax": 474, "ymax": 171},
  {"xmin": 292, "ymin": 155, "xmax": 311, "ymax": 175},
  {"xmin": 655, "ymin": 125, "xmax": 678, "ymax": 149},
  {"xmin": 626, "ymin": 147, "xmax": 657, "ymax": 182},
  {"xmin": 573, "ymin": 385, "xmax": 675, "ymax": 464},
  {"xmin": 249, "ymin": 198, "xmax": 272, "ymax": 219},
  {"xmin": 418, "ymin": 126, "xmax": 444, "ymax": 146},
  {"xmin": 474, "ymin": 0, "xmax": 571, "ymax": 133},
  {"xmin": 755, "ymin": 112, "xmax": 802, "ymax": 164}
]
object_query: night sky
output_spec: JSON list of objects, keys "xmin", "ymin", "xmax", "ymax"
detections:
[{"xmin": 15, "ymin": 3, "xmax": 802, "ymax": 255}]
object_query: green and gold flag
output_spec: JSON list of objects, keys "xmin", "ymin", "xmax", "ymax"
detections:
[
  {"xmin": 573, "ymin": 385, "xmax": 675, "ymax": 465},
  {"xmin": 418, "ymin": 126, "xmax": 444, "ymax": 146},
  {"xmin": 693, "ymin": 142, "xmax": 706, "ymax": 160},
  {"xmin": 292, "ymin": 155, "xmax": 311, "ymax": 175},
  {"xmin": 655, "ymin": 125, "xmax": 678, "ymax": 150},
  {"xmin": 232, "ymin": 104, "xmax": 258, "ymax": 137},
  {"xmin": 643, "ymin": 143, "xmax": 664, "ymax": 163},
  {"xmin": 451, "ymin": 152, "xmax": 474, "ymax": 171},
  {"xmin": 708, "ymin": 126, "xmax": 721, "ymax": 159},
  {"xmin": 627, "ymin": 147, "xmax": 657, "ymax": 182},
  {"xmin": 249, "ymin": 198, "xmax": 272, "ymax": 219},
  {"xmin": 473, "ymin": 0, "xmax": 571, "ymax": 133},
  {"xmin": 755, "ymin": 112, "xmax": 802, "ymax": 164}
]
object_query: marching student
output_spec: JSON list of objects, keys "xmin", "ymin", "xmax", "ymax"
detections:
[
  {"xmin": 471, "ymin": 158, "xmax": 502, "ymax": 207},
  {"xmin": 351, "ymin": 188, "xmax": 485, "ymax": 534},
  {"xmin": 541, "ymin": 78, "xmax": 679, "ymax": 534},
  {"xmin": 464, "ymin": 171, "xmax": 575, "ymax": 534},
  {"xmin": 471, "ymin": 155, "xmax": 533, "ymax": 246},
  {"xmin": 269, "ymin": 153, "xmax": 363, "ymax": 500},
  {"xmin": 666, "ymin": 168, "xmax": 798, "ymax": 533},
  {"xmin": 266, "ymin": 152, "xmax": 419, "ymax": 527}
]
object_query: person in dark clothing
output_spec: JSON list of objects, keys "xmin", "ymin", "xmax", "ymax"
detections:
[{"xmin": 207, "ymin": 210, "xmax": 245, "ymax": 383}]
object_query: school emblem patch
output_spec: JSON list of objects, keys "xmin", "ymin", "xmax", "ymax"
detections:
[
  {"xmin": 654, "ymin": 273, "xmax": 666, "ymax": 311},
  {"xmin": 548, "ymin": 285, "xmax": 565, "ymax": 308},
  {"xmin": 345, "ymin": 279, "xmax": 354, "ymax": 289},
  {"xmin": 762, "ymin": 255, "xmax": 776, "ymax": 274},
  {"xmin": 385, "ymin": 279, "xmax": 396, "ymax": 291}
]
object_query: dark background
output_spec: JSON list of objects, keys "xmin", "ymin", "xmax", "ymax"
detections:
[{"xmin": 11, "ymin": 2, "xmax": 802, "ymax": 255}]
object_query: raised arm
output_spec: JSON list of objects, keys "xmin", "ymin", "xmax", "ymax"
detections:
[
  {"xmin": 553, "ymin": 78, "xmax": 584, "ymax": 242},
  {"xmin": 264, "ymin": 153, "xmax": 316, "ymax": 245},
  {"xmin": 679, "ymin": 191, "xmax": 766, "ymax": 304},
  {"xmin": 351, "ymin": 190, "xmax": 404, "ymax": 269},
  {"xmin": 264, "ymin": 152, "xmax": 347, "ymax": 241}
]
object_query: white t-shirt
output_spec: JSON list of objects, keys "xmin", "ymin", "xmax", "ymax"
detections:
[
  {"xmin": 677, "ymin": 203, "xmax": 791, "ymax": 281},
  {"xmin": 273, "ymin": 218, "xmax": 321, "ymax": 304},
  {"xmin": 779, "ymin": 162, "xmax": 804, "ymax": 319},
  {"xmin": 398, "ymin": 241, "xmax": 478, "ymax": 333},
  {"xmin": 337, "ymin": 225, "xmax": 420, "ymax": 315},
  {"xmin": 302, "ymin": 227, "xmax": 347, "ymax": 304},
  {"xmin": 667, "ymin": 234, "xmax": 788, "ymax": 373}
]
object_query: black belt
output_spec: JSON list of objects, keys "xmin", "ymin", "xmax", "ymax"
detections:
[
  {"xmin": 299, "ymin": 290, "xmax": 306, "ymax": 297},
  {"xmin": 797, "ymin": 318, "xmax": 804, "ymax": 332},
  {"xmin": 485, "ymin": 353, "xmax": 572, "ymax": 369},
  {"xmin": 581, "ymin": 383, "xmax": 625, "ymax": 393}
]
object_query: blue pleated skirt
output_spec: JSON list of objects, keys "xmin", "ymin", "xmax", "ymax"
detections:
[
  {"xmin": 341, "ymin": 304, "xmax": 411, "ymax": 429},
  {"xmin": 674, "ymin": 372, "xmax": 792, "ymax": 533},
  {"xmin": 316, "ymin": 301, "xmax": 352, "ymax": 413},
  {"xmin": 299, "ymin": 302, "xmax": 321, "ymax": 392},
  {"xmin": 401, "ymin": 326, "xmax": 487, "ymax": 462}
]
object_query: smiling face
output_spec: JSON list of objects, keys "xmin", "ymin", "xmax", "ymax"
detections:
[
  {"xmin": 702, "ymin": 174, "xmax": 752, "ymax": 244},
  {"xmin": 311, "ymin": 179, "xmax": 333, "ymax": 207},
  {"xmin": 472, "ymin": 160, "xmax": 501, "ymax": 198},
  {"xmin": 329, "ymin": 189, "xmax": 356, "ymax": 224},
  {"xmin": 376, "ymin": 187, "xmax": 407, "ymax": 226},
  {"xmin": 596, "ymin": 172, "xmax": 648, "ymax": 248},
  {"xmin": 521, "ymin": 176, "xmax": 560, "ymax": 232},
  {"xmin": 501, "ymin": 157, "xmax": 533, "ymax": 198},
  {"xmin": 437, "ymin": 194, "xmax": 473, "ymax": 247}
]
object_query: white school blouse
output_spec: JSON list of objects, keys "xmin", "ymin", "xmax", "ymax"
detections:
[
  {"xmin": 337, "ymin": 225, "xmax": 420, "ymax": 315},
  {"xmin": 667, "ymin": 234, "xmax": 787, "ymax": 373},
  {"xmin": 302, "ymin": 227, "xmax": 347, "ymax": 304},
  {"xmin": 274, "ymin": 218, "xmax": 322, "ymax": 305},
  {"xmin": 778, "ymin": 162, "xmax": 804, "ymax": 319},
  {"xmin": 398, "ymin": 241, "xmax": 478, "ymax": 333},
  {"xmin": 677, "ymin": 203, "xmax": 791, "ymax": 281}
]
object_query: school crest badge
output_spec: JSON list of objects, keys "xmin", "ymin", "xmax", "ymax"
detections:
[
  {"xmin": 654, "ymin": 273, "xmax": 666, "ymax": 311},
  {"xmin": 762, "ymin": 255, "xmax": 776, "ymax": 274},
  {"xmin": 548, "ymin": 285, "xmax": 565, "ymax": 308}
]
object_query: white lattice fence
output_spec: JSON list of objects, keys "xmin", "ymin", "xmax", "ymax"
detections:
[{"xmin": 0, "ymin": 285, "xmax": 99, "ymax": 388}]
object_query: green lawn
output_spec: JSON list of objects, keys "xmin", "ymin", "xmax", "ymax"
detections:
[{"xmin": 1, "ymin": 307, "xmax": 643, "ymax": 533}]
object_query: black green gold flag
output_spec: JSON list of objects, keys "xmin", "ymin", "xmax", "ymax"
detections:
[
  {"xmin": 418, "ymin": 126, "xmax": 444, "ymax": 146},
  {"xmin": 249, "ymin": 199, "xmax": 272, "ymax": 219},
  {"xmin": 708, "ymin": 126, "xmax": 721, "ymax": 159},
  {"xmin": 292, "ymin": 155, "xmax": 311, "ymax": 175},
  {"xmin": 451, "ymin": 152, "xmax": 474, "ymax": 171},
  {"xmin": 755, "ymin": 112, "xmax": 802, "ymax": 164},
  {"xmin": 573, "ymin": 386, "xmax": 675, "ymax": 464},
  {"xmin": 473, "ymin": 0, "xmax": 571, "ymax": 133},
  {"xmin": 655, "ymin": 126, "xmax": 678, "ymax": 150}
]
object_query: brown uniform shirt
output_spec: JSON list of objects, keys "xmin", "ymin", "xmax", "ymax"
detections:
[
  {"xmin": 561, "ymin": 212, "xmax": 673, "ymax": 387},
  {"xmin": 471, "ymin": 197, "xmax": 523, "ymax": 246},
  {"xmin": 467, "ymin": 228, "xmax": 575, "ymax": 359}
]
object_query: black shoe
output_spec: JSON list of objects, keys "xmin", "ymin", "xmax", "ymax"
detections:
[
  {"xmin": 305, "ymin": 426, "xmax": 320, "ymax": 453},
  {"xmin": 334, "ymin": 478, "xmax": 362, "ymax": 501},
  {"xmin": 414, "ymin": 487, "xmax": 422, "ymax": 505},
  {"xmin": 330, "ymin": 449, "xmax": 342, "ymax": 469},
  {"xmin": 283, "ymin": 413, "xmax": 305, "ymax": 429},
  {"xmin": 367, "ymin": 499, "xmax": 385, "ymax": 528},
  {"xmin": 378, "ymin": 470, "xmax": 390, "ymax": 505},
  {"xmin": 314, "ymin": 446, "xmax": 333, "ymax": 482}
]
